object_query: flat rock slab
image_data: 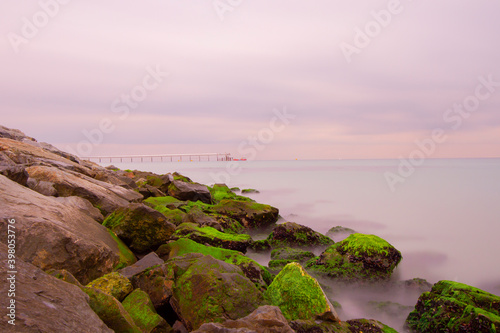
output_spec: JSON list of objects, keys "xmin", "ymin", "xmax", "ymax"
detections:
[{"xmin": 119, "ymin": 252, "xmax": 164, "ymax": 279}]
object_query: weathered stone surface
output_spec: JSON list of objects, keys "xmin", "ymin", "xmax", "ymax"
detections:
[
  {"xmin": 193, "ymin": 306, "xmax": 294, "ymax": 333},
  {"xmin": 170, "ymin": 254, "xmax": 264, "ymax": 331},
  {"xmin": 0, "ymin": 244, "xmax": 112, "ymax": 332},
  {"xmin": 46, "ymin": 268, "xmax": 84, "ymax": 288},
  {"xmin": 405, "ymin": 280, "xmax": 500, "ymax": 333},
  {"xmin": 0, "ymin": 125, "xmax": 36, "ymax": 141},
  {"xmin": 86, "ymin": 272, "xmax": 133, "ymax": 302},
  {"xmin": 306, "ymin": 233, "xmax": 402, "ymax": 283},
  {"xmin": 103, "ymin": 203, "xmax": 176, "ymax": 254},
  {"xmin": 170, "ymin": 223, "xmax": 252, "ymax": 253},
  {"xmin": 26, "ymin": 165, "xmax": 143, "ymax": 215},
  {"xmin": 84, "ymin": 287, "xmax": 142, "ymax": 333},
  {"xmin": 264, "ymin": 262, "xmax": 339, "ymax": 322},
  {"xmin": 157, "ymin": 238, "xmax": 273, "ymax": 289},
  {"xmin": 119, "ymin": 252, "xmax": 165, "ymax": 279},
  {"xmin": 168, "ymin": 180, "xmax": 212, "ymax": 204},
  {"xmin": 122, "ymin": 289, "xmax": 171, "ymax": 333},
  {"xmin": 0, "ymin": 165, "xmax": 28, "ymax": 185},
  {"xmin": 54, "ymin": 196, "xmax": 105, "ymax": 223},
  {"xmin": 0, "ymin": 175, "xmax": 120, "ymax": 284},
  {"xmin": 130, "ymin": 263, "xmax": 175, "ymax": 309},
  {"xmin": 212, "ymin": 200, "xmax": 279, "ymax": 230},
  {"xmin": 267, "ymin": 222, "xmax": 333, "ymax": 250}
]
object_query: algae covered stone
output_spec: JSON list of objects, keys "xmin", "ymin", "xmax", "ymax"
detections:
[
  {"xmin": 405, "ymin": 280, "xmax": 500, "ymax": 332},
  {"xmin": 212, "ymin": 199, "xmax": 279, "ymax": 229},
  {"xmin": 306, "ymin": 233, "xmax": 402, "ymax": 282},
  {"xmin": 264, "ymin": 262, "xmax": 339, "ymax": 322},
  {"xmin": 170, "ymin": 254, "xmax": 264, "ymax": 330},
  {"xmin": 86, "ymin": 272, "xmax": 133, "ymax": 301},
  {"xmin": 103, "ymin": 203, "xmax": 176, "ymax": 253},
  {"xmin": 267, "ymin": 222, "xmax": 334, "ymax": 249},
  {"xmin": 122, "ymin": 289, "xmax": 170, "ymax": 333}
]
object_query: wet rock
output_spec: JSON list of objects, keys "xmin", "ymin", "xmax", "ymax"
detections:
[
  {"xmin": 264, "ymin": 262, "xmax": 340, "ymax": 322},
  {"xmin": 405, "ymin": 280, "xmax": 500, "ymax": 332},
  {"xmin": 193, "ymin": 306, "xmax": 294, "ymax": 333},
  {"xmin": 0, "ymin": 175, "xmax": 120, "ymax": 284},
  {"xmin": 168, "ymin": 180, "xmax": 212, "ymax": 204},
  {"xmin": 170, "ymin": 254, "xmax": 264, "ymax": 331},
  {"xmin": 103, "ymin": 203, "xmax": 176, "ymax": 254},
  {"xmin": 267, "ymin": 222, "xmax": 334, "ymax": 250},
  {"xmin": 0, "ymin": 243, "xmax": 112, "ymax": 332},
  {"xmin": 170, "ymin": 222, "xmax": 252, "ymax": 253},
  {"xmin": 306, "ymin": 233, "xmax": 402, "ymax": 283}
]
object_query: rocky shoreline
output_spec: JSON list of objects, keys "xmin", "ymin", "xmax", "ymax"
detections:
[{"xmin": 1, "ymin": 124, "xmax": 499, "ymax": 333}]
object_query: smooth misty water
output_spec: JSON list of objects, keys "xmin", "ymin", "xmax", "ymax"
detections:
[{"xmin": 107, "ymin": 158, "xmax": 500, "ymax": 329}]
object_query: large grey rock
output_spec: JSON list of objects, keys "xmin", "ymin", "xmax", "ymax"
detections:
[
  {"xmin": 119, "ymin": 252, "xmax": 164, "ymax": 279},
  {"xmin": 168, "ymin": 180, "xmax": 212, "ymax": 204},
  {"xmin": 0, "ymin": 243, "xmax": 112, "ymax": 332},
  {"xmin": 0, "ymin": 175, "xmax": 121, "ymax": 284},
  {"xmin": 25, "ymin": 165, "xmax": 143, "ymax": 215},
  {"xmin": 194, "ymin": 306, "xmax": 294, "ymax": 333}
]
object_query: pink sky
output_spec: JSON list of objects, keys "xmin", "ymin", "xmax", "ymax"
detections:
[{"xmin": 1, "ymin": 0, "xmax": 499, "ymax": 160}]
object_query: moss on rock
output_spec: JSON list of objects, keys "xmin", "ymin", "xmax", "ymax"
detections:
[
  {"xmin": 157, "ymin": 238, "xmax": 273, "ymax": 288},
  {"xmin": 271, "ymin": 247, "xmax": 316, "ymax": 262},
  {"xmin": 108, "ymin": 229, "xmax": 137, "ymax": 270},
  {"xmin": 209, "ymin": 184, "xmax": 254, "ymax": 203},
  {"xmin": 171, "ymin": 223, "xmax": 252, "ymax": 253},
  {"xmin": 212, "ymin": 199, "xmax": 279, "ymax": 230},
  {"xmin": 267, "ymin": 222, "xmax": 334, "ymax": 250},
  {"xmin": 264, "ymin": 262, "xmax": 339, "ymax": 322},
  {"xmin": 405, "ymin": 280, "xmax": 500, "ymax": 332},
  {"xmin": 306, "ymin": 233, "xmax": 402, "ymax": 282},
  {"xmin": 86, "ymin": 272, "xmax": 133, "ymax": 302},
  {"xmin": 122, "ymin": 289, "xmax": 170, "ymax": 333}
]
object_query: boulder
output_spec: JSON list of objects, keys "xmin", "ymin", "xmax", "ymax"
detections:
[
  {"xmin": 84, "ymin": 287, "xmax": 142, "ymax": 333},
  {"xmin": 193, "ymin": 306, "xmax": 294, "ymax": 333},
  {"xmin": 170, "ymin": 223, "xmax": 252, "ymax": 253},
  {"xmin": 183, "ymin": 206, "xmax": 222, "ymax": 229},
  {"xmin": 157, "ymin": 238, "xmax": 273, "ymax": 289},
  {"xmin": 0, "ymin": 175, "xmax": 121, "ymax": 284},
  {"xmin": 264, "ymin": 262, "xmax": 340, "ymax": 322},
  {"xmin": 325, "ymin": 226, "xmax": 356, "ymax": 242},
  {"xmin": 168, "ymin": 180, "xmax": 212, "ymax": 204},
  {"xmin": 86, "ymin": 272, "xmax": 133, "ymax": 302},
  {"xmin": 25, "ymin": 165, "xmax": 143, "ymax": 215},
  {"xmin": 54, "ymin": 196, "xmax": 104, "ymax": 223},
  {"xmin": 306, "ymin": 233, "xmax": 402, "ymax": 283},
  {"xmin": 0, "ymin": 165, "xmax": 28, "ymax": 185},
  {"xmin": 267, "ymin": 222, "xmax": 334, "ymax": 250},
  {"xmin": 0, "ymin": 244, "xmax": 112, "ymax": 332},
  {"xmin": 138, "ymin": 184, "xmax": 167, "ymax": 199},
  {"xmin": 122, "ymin": 289, "xmax": 171, "ymax": 333},
  {"xmin": 130, "ymin": 263, "xmax": 175, "ymax": 309},
  {"xmin": 103, "ymin": 203, "xmax": 176, "ymax": 254},
  {"xmin": 405, "ymin": 280, "xmax": 500, "ymax": 332},
  {"xmin": 119, "ymin": 252, "xmax": 164, "ymax": 279},
  {"xmin": 212, "ymin": 199, "xmax": 279, "ymax": 230},
  {"xmin": 209, "ymin": 184, "xmax": 254, "ymax": 203},
  {"xmin": 345, "ymin": 319, "xmax": 398, "ymax": 333},
  {"xmin": 269, "ymin": 247, "xmax": 316, "ymax": 272},
  {"xmin": 170, "ymin": 254, "xmax": 264, "ymax": 331}
]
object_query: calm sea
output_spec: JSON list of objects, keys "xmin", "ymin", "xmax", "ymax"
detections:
[{"xmin": 107, "ymin": 158, "xmax": 500, "ymax": 326}]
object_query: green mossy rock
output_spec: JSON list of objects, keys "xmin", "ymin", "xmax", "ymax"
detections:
[
  {"xmin": 242, "ymin": 188, "xmax": 260, "ymax": 194},
  {"xmin": 157, "ymin": 238, "xmax": 273, "ymax": 288},
  {"xmin": 130, "ymin": 264, "xmax": 175, "ymax": 309},
  {"xmin": 103, "ymin": 203, "xmax": 176, "ymax": 254},
  {"xmin": 267, "ymin": 222, "xmax": 334, "ymax": 249},
  {"xmin": 122, "ymin": 289, "xmax": 171, "ymax": 333},
  {"xmin": 346, "ymin": 319, "xmax": 399, "ymax": 333},
  {"xmin": 108, "ymin": 229, "xmax": 137, "ymax": 270},
  {"xmin": 249, "ymin": 239, "xmax": 271, "ymax": 252},
  {"xmin": 84, "ymin": 287, "xmax": 142, "ymax": 333},
  {"xmin": 170, "ymin": 222, "xmax": 252, "ymax": 253},
  {"xmin": 171, "ymin": 254, "xmax": 265, "ymax": 331},
  {"xmin": 271, "ymin": 247, "xmax": 316, "ymax": 262},
  {"xmin": 306, "ymin": 233, "xmax": 402, "ymax": 282},
  {"xmin": 264, "ymin": 262, "xmax": 340, "ymax": 322},
  {"xmin": 212, "ymin": 199, "xmax": 279, "ymax": 230},
  {"xmin": 210, "ymin": 184, "xmax": 254, "ymax": 203},
  {"xmin": 168, "ymin": 180, "xmax": 212, "ymax": 204},
  {"xmin": 46, "ymin": 269, "xmax": 83, "ymax": 288},
  {"xmin": 86, "ymin": 272, "xmax": 133, "ymax": 302},
  {"xmin": 405, "ymin": 280, "xmax": 500, "ymax": 333},
  {"xmin": 144, "ymin": 196, "xmax": 185, "ymax": 210}
]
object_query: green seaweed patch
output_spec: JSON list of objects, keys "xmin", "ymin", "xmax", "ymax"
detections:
[
  {"xmin": 242, "ymin": 188, "xmax": 260, "ymax": 194},
  {"xmin": 122, "ymin": 289, "xmax": 168, "ymax": 332},
  {"xmin": 144, "ymin": 196, "xmax": 182, "ymax": 207},
  {"xmin": 209, "ymin": 184, "xmax": 254, "ymax": 203},
  {"xmin": 159, "ymin": 238, "xmax": 273, "ymax": 287},
  {"xmin": 107, "ymin": 229, "xmax": 136, "ymax": 270},
  {"xmin": 340, "ymin": 233, "xmax": 393, "ymax": 257},
  {"xmin": 174, "ymin": 223, "xmax": 252, "ymax": 242},
  {"xmin": 264, "ymin": 262, "xmax": 336, "ymax": 321}
]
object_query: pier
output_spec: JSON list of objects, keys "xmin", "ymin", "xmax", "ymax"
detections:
[{"xmin": 81, "ymin": 152, "xmax": 233, "ymax": 163}]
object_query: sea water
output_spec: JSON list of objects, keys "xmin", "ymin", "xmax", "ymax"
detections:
[{"xmin": 108, "ymin": 158, "xmax": 500, "ymax": 328}]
